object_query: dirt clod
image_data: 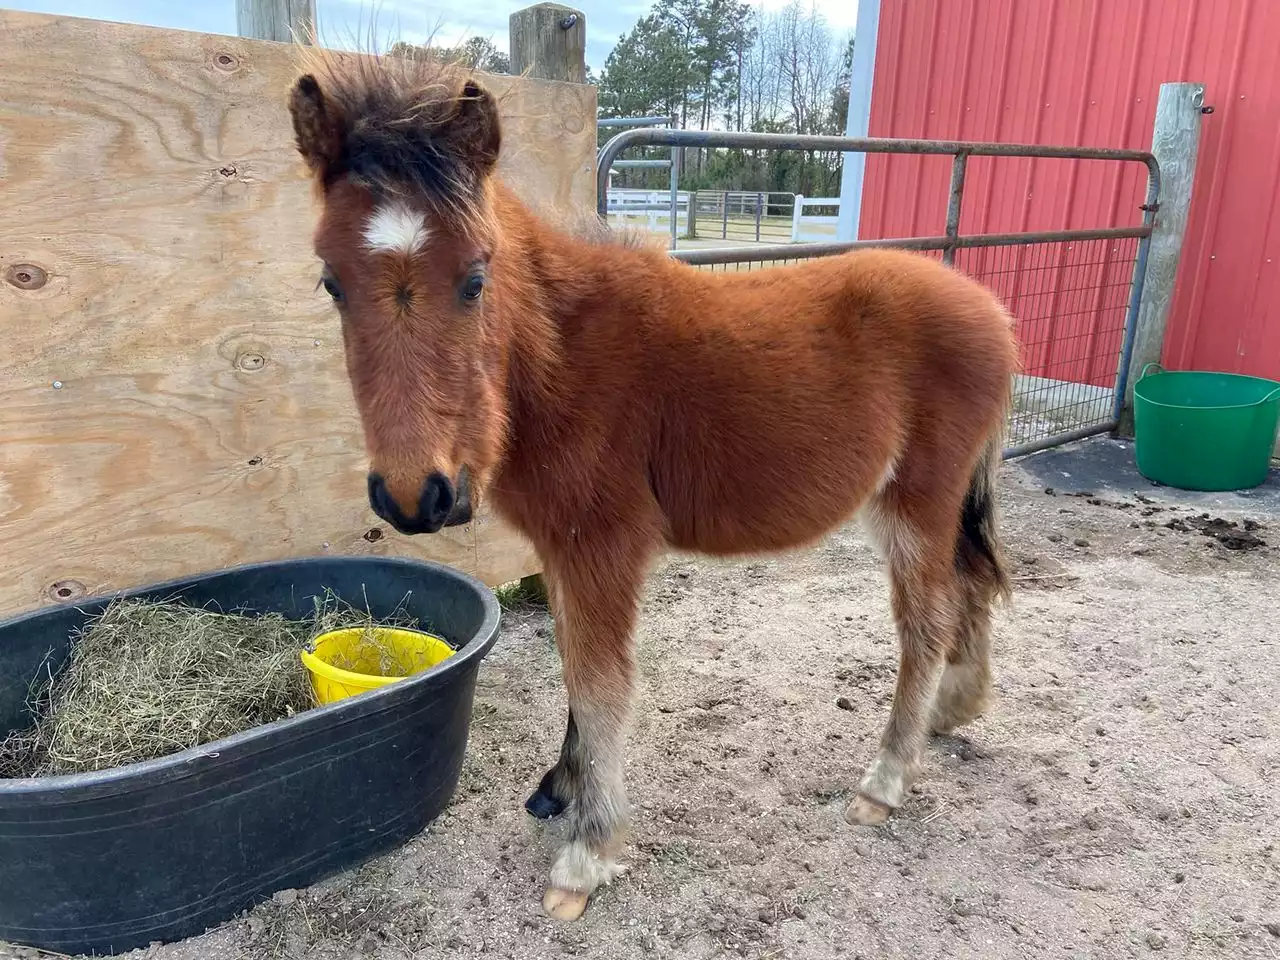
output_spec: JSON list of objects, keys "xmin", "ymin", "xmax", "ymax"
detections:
[{"xmin": 1163, "ymin": 514, "xmax": 1266, "ymax": 550}]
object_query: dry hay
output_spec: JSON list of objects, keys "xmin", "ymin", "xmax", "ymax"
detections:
[{"xmin": 0, "ymin": 593, "xmax": 426, "ymax": 779}]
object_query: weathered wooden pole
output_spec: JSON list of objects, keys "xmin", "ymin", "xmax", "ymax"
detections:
[
  {"xmin": 235, "ymin": 0, "xmax": 316, "ymax": 43},
  {"xmin": 508, "ymin": 4, "xmax": 589, "ymax": 604},
  {"xmin": 509, "ymin": 4, "xmax": 587, "ymax": 83},
  {"xmin": 1117, "ymin": 82, "xmax": 1206, "ymax": 433}
]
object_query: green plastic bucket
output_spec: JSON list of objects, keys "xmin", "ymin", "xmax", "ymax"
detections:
[{"xmin": 1133, "ymin": 363, "xmax": 1280, "ymax": 491}]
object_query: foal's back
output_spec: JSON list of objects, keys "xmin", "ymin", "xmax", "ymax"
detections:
[{"xmin": 644, "ymin": 248, "xmax": 1018, "ymax": 555}]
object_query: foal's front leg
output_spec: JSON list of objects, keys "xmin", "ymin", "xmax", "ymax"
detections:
[{"xmin": 529, "ymin": 542, "xmax": 649, "ymax": 921}]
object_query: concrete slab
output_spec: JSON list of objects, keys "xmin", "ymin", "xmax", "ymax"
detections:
[{"xmin": 1010, "ymin": 434, "xmax": 1280, "ymax": 518}]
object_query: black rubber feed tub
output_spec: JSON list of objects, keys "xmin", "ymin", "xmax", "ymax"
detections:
[{"xmin": 0, "ymin": 557, "xmax": 501, "ymax": 955}]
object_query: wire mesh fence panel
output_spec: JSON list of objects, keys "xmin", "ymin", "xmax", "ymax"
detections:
[{"xmin": 951, "ymin": 238, "xmax": 1139, "ymax": 448}]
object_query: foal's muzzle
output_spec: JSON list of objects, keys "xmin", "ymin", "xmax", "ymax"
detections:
[{"xmin": 367, "ymin": 467, "xmax": 473, "ymax": 535}]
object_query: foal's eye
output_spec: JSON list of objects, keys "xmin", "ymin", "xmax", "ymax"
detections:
[
  {"xmin": 320, "ymin": 273, "xmax": 344, "ymax": 303},
  {"xmin": 461, "ymin": 273, "xmax": 485, "ymax": 302}
]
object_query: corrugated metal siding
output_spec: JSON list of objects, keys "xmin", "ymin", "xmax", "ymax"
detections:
[{"xmin": 862, "ymin": 0, "xmax": 1280, "ymax": 383}]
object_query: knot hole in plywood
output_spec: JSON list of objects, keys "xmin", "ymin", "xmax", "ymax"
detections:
[
  {"xmin": 47, "ymin": 580, "xmax": 87, "ymax": 603},
  {"xmin": 6, "ymin": 263, "xmax": 48, "ymax": 290}
]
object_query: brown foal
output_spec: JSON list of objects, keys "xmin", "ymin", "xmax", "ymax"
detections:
[{"xmin": 288, "ymin": 52, "xmax": 1018, "ymax": 921}]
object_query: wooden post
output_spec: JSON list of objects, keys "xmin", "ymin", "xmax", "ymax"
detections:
[
  {"xmin": 686, "ymin": 189, "xmax": 698, "ymax": 239},
  {"xmin": 1118, "ymin": 82, "xmax": 1206, "ymax": 433},
  {"xmin": 235, "ymin": 0, "xmax": 315, "ymax": 43},
  {"xmin": 507, "ymin": 4, "xmax": 589, "ymax": 603},
  {"xmin": 509, "ymin": 4, "xmax": 587, "ymax": 83}
]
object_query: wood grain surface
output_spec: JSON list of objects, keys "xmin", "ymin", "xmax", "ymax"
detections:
[{"xmin": 0, "ymin": 11, "xmax": 598, "ymax": 618}]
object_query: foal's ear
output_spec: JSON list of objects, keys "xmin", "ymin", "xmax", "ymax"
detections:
[
  {"xmin": 289, "ymin": 74, "xmax": 343, "ymax": 178},
  {"xmin": 448, "ymin": 79, "xmax": 502, "ymax": 176}
]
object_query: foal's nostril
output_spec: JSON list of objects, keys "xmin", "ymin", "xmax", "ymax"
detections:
[
  {"xmin": 367, "ymin": 473, "xmax": 396, "ymax": 524},
  {"xmin": 420, "ymin": 472, "xmax": 455, "ymax": 529}
]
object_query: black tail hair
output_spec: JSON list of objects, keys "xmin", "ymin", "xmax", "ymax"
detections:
[{"xmin": 956, "ymin": 430, "xmax": 1011, "ymax": 603}]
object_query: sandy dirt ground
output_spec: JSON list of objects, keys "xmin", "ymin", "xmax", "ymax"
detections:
[{"xmin": 5, "ymin": 456, "xmax": 1279, "ymax": 960}]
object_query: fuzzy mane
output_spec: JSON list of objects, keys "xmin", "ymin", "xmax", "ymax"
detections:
[
  {"xmin": 291, "ymin": 48, "xmax": 665, "ymax": 258},
  {"xmin": 292, "ymin": 46, "xmax": 504, "ymax": 226},
  {"xmin": 555, "ymin": 208, "xmax": 663, "ymax": 252}
]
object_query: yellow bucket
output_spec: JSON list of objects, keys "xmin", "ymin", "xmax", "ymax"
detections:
[{"xmin": 300, "ymin": 626, "xmax": 456, "ymax": 705}]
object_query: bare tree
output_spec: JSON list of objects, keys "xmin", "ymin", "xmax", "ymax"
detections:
[
  {"xmin": 601, "ymin": 0, "xmax": 849, "ymax": 194},
  {"xmin": 772, "ymin": 1, "xmax": 840, "ymax": 135}
]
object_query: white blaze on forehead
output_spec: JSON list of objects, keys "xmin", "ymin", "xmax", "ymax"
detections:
[{"xmin": 363, "ymin": 202, "xmax": 429, "ymax": 255}]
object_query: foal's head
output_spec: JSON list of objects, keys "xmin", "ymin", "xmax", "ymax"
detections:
[{"xmin": 289, "ymin": 54, "xmax": 507, "ymax": 535}]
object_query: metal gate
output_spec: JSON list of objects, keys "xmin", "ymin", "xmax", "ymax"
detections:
[
  {"xmin": 597, "ymin": 129, "xmax": 1160, "ymax": 459},
  {"xmin": 597, "ymin": 116, "xmax": 679, "ymax": 250}
]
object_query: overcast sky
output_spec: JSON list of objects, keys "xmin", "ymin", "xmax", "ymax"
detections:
[{"xmin": 4, "ymin": 1, "xmax": 857, "ymax": 72}]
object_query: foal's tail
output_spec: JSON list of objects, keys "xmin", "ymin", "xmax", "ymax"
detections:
[{"xmin": 957, "ymin": 425, "xmax": 1012, "ymax": 605}]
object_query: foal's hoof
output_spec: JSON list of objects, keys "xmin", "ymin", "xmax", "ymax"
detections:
[
  {"xmin": 543, "ymin": 887, "xmax": 590, "ymax": 921},
  {"xmin": 524, "ymin": 785, "xmax": 567, "ymax": 820},
  {"xmin": 845, "ymin": 793, "xmax": 893, "ymax": 826}
]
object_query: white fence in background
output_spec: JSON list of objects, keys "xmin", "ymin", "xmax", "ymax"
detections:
[
  {"xmin": 790, "ymin": 196, "xmax": 841, "ymax": 242},
  {"xmin": 605, "ymin": 188, "xmax": 842, "ymax": 243},
  {"xmin": 605, "ymin": 189, "xmax": 692, "ymax": 233}
]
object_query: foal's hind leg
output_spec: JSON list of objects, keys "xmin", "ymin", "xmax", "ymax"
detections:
[
  {"xmin": 931, "ymin": 579, "xmax": 994, "ymax": 734},
  {"xmin": 525, "ymin": 568, "xmax": 583, "ymax": 821},
  {"xmin": 933, "ymin": 467, "xmax": 1007, "ymax": 734},
  {"xmin": 529, "ymin": 535, "xmax": 652, "ymax": 921},
  {"xmin": 847, "ymin": 490, "xmax": 962, "ymax": 826},
  {"xmin": 525, "ymin": 709, "xmax": 581, "ymax": 819}
]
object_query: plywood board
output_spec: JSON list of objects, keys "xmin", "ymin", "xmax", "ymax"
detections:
[{"xmin": 0, "ymin": 11, "xmax": 598, "ymax": 618}]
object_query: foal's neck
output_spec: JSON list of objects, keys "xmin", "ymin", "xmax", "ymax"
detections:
[
  {"xmin": 490, "ymin": 185, "xmax": 668, "ymax": 476},
  {"xmin": 495, "ymin": 184, "xmax": 663, "ymax": 361}
]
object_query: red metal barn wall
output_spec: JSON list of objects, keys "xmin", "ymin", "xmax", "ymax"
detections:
[{"xmin": 860, "ymin": 0, "xmax": 1280, "ymax": 386}]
